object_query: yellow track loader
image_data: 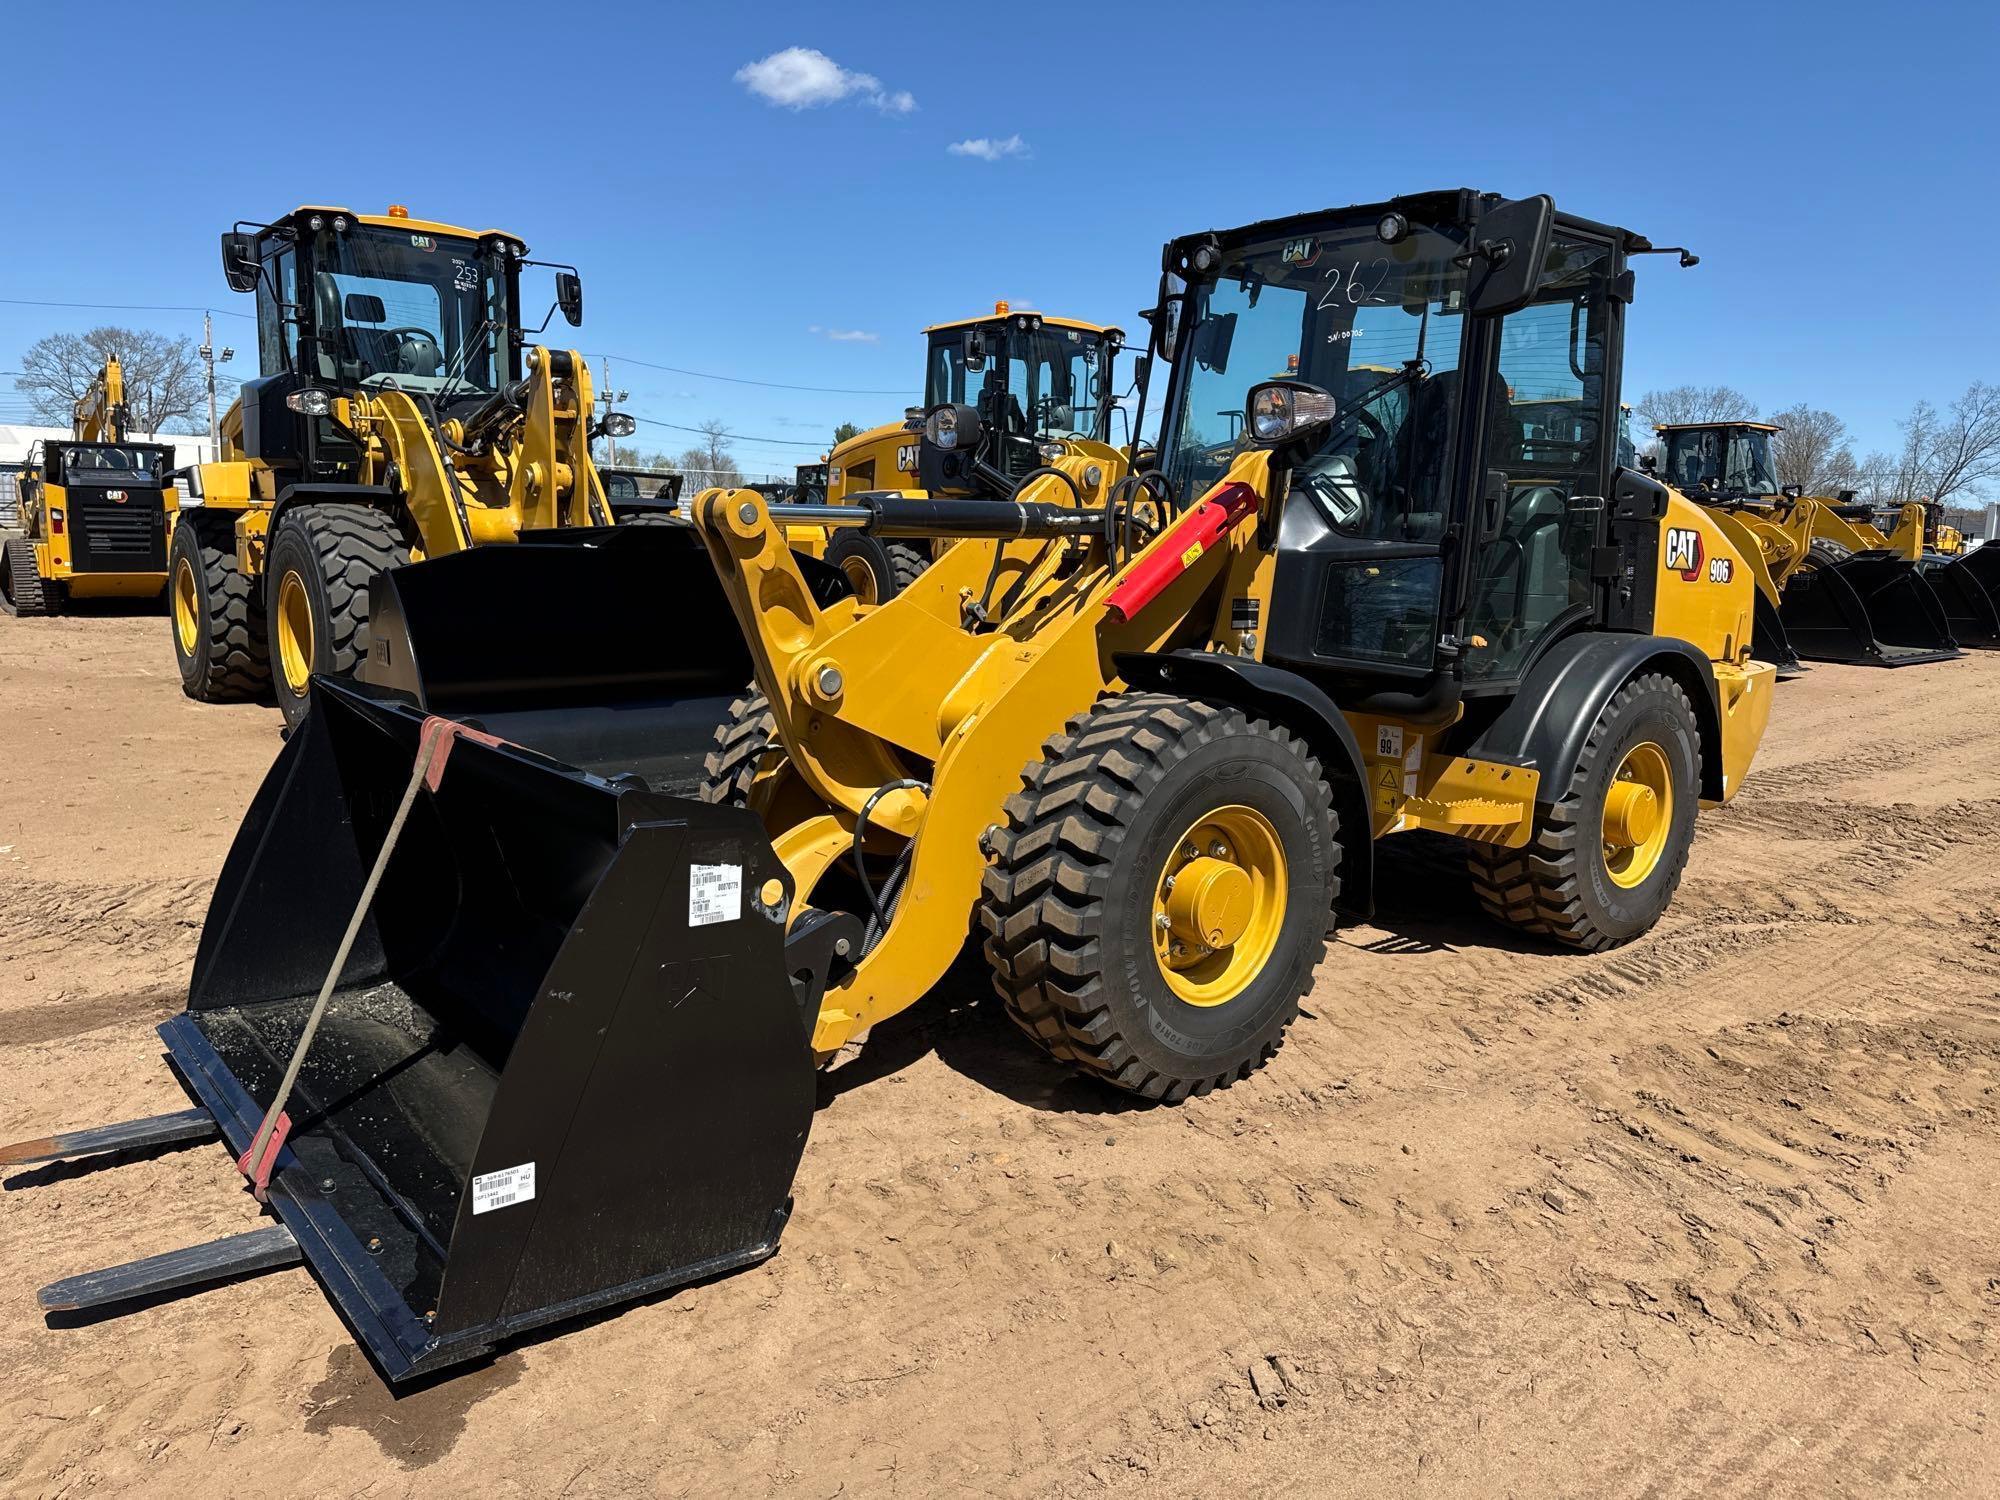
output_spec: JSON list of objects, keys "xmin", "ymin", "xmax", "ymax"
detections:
[
  {"xmin": 790, "ymin": 305, "xmax": 1131, "ymax": 602},
  {"xmin": 1, "ymin": 358, "xmax": 179, "ymax": 615},
  {"xmin": 10, "ymin": 190, "xmax": 1773, "ymax": 1383},
  {"xmin": 1656, "ymin": 420, "xmax": 1974, "ymax": 666},
  {"xmin": 170, "ymin": 205, "xmax": 632, "ymax": 726}
]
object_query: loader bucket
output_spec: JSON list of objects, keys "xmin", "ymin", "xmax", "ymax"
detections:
[
  {"xmin": 359, "ymin": 523, "xmax": 756, "ymax": 794},
  {"xmin": 45, "ymin": 678, "xmax": 824, "ymax": 1381},
  {"xmin": 1921, "ymin": 553, "xmax": 2000, "ymax": 649},
  {"xmin": 1778, "ymin": 551, "xmax": 1962, "ymax": 667},
  {"xmin": 1751, "ymin": 589, "xmax": 1806, "ymax": 679}
]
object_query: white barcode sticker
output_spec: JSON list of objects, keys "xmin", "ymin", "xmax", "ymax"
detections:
[
  {"xmin": 689, "ymin": 863, "xmax": 743, "ymax": 927},
  {"xmin": 471, "ymin": 1161, "xmax": 536, "ymax": 1215}
]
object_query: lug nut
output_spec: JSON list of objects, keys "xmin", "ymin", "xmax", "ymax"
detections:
[
  {"xmin": 1210, "ymin": 841, "xmax": 1228, "ymax": 858},
  {"xmin": 1155, "ymin": 913, "xmax": 1172, "ymax": 931},
  {"xmin": 1182, "ymin": 842, "xmax": 1198, "ymax": 859}
]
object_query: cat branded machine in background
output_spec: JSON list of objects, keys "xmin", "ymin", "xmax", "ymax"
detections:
[
  {"xmin": 10, "ymin": 191, "xmax": 1773, "ymax": 1386},
  {"xmin": 787, "ymin": 305, "xmax": 1132, "ymax": 602},
  {"xmin": 1654, "ymin": 419, "xmax": 1987, "ymax": 667},
  {"xmin": 169, "ymin": 204, "xmax": 634, "ymax": 726},
  {"xmin": 1, "ymin": 358, "xmax": 178, "ymax": 616}
]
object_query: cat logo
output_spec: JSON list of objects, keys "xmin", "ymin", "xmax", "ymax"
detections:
[
  {"xmin": 1281, "ymin": 237, "xmax": 1320, "ymax": 267},
  {"xmin": 1664, "ymin": 526, "xmax": 1704, "ymax": 581},
  {"xmin": 896, "ymin": 443, "xmax": 919, "ymax": 472}
]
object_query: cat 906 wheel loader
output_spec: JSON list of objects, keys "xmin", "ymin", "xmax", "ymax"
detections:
[
  {"xmin": 170, "ymin": 205, "xmax": 634, "ymax": 726},
  {"xmin": 1, "ymin": 357, "xmax": 179, "ymax": 616},
  {"xmin": 1656, "ymin": 420, "xmax": 1977, "ymax": 666},
  {"xmin": 791, "ymin": 305, "xmax": 1131, "ymax": 603},
  {"xmin": 9, "ymin": 190, "xmax": 1774, "ymax": 1384}
]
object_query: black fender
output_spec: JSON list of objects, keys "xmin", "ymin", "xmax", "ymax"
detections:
[
  {"xmin": 1116, "ymin": 649, "xmax": 1375, "ymax": 919},
  {"xmin": 271, "ymin": 482, "xmax": 405, "ymax": 542},
  {"xmin": 1464, "ymin": 632, "xmax": 1724, "ymax": 807}
]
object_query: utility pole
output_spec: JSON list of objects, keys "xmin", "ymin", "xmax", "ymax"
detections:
[
  {"xmin": 199, "ymin": 312, "xmax": 234, "ymax": 453},
  {"xmin": 596, "ymin": 358, "xmax": 630, "ymax": 468}
]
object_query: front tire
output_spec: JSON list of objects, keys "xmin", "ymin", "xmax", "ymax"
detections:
[
  {"xmin": 979, "ymin": 692, "xmax": 1341, "ymax": 1100},
  {"xmin": 823, "ymin": 530, "xmax": 929, "ymax": 605},
  {"xmin": 264, "ymin": 505, "xmax": 409, "ymax": 730},
  {"xmin": 170, "ymin": 517, "xmax": 268, "ymax": 700},
  {"xmin": 1467, "ymin": 671, "xmax": 1701, "ymax": 951},
  {"xmin": 699, "ymin": 686, "xmax": 782, "ymax": 807}
]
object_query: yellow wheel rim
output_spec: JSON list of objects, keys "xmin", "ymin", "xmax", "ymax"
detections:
[
  {"xmin": 839, "ymin": 554, "xmax": 880, "ymax": 606},
  {"xmin": 276, "ymin": 570, "xmax": 315, "ymax": 694},
  {"xmin": 1151, "ymin": 805, "xmax": 1288, "ymax": 1007},
  {"xmin": 172, "ymin": 557, "xmax": 199, "ymax": 654},
  {"xmin": 1602, "ymin": 741, "xmax": 1673, "ymax": 889}
]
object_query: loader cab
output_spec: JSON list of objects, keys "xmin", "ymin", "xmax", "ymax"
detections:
[
  {"xmin": 919, "ymin": 307, "xmax": 1124, "ymax": 493},
  {"xmin": 1156, "ymin": 189, "xmax": 1644, "ymax": 697},
  {"xmin": 221, "ymin": 206, "xmax": 568, "ymax": 481},
  {"xmin": 1654, "ymin": 422, "xmax": 1781, "ymax": 500}
]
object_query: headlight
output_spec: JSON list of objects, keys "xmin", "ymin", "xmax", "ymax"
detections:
[
  {"xmin": 601, "ymin": 412, "xmax": 636, "ymax": 439},
  {"xmin": 1246, "ymin": 381, "xmax": 1336, "ymax": 445},
  {"xmin": 285, "ymin": 390, "xmax": 333, "ymax": 416},
  {"xmin": 1037, "ymin": 441, "xmax": 1064, "ymax": 464}
]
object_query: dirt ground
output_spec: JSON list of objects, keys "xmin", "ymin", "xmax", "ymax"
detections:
[{"xmin": 0, "ymin": 608, "xmax": 1994, "ymax": 1500}]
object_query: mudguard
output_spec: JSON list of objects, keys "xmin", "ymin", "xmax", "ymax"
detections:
[
  {"xmin": 1464, "ymin": 633, "xmax": 1725, "ymax": 806},
  {"xmin": 1116, "ymin": 649, "xmax": 1375, "ymax": 918}
]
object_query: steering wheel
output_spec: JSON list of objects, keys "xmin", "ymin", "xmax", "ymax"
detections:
[
  {"xmin": 1350, "ymin": 404, "xmax": 1390, "ymax": 448},
  {"xmin": 381, "ymin": 327, "xmax": 443, "ymax": 374}
]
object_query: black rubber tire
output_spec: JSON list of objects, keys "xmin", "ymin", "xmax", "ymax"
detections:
[
  {"xmin": 264, "ymin": 505, "xmax": 409, "ymax": 730},
  {"xmin": 618, "ymin": 511, "xmax": 688, "ymax": 528},
  {"xmin": 1466, "ymin": 671, "xmax": 1701, "ymax": 952},
  {"xmin": 978, "ymin": 691, "xmax": 1341, "ymax": 1101},
  {"xmin": 1, "ymin": 537, "xmax": 53, "ymax": 617},
  {"xmin": 822, "ymin": 530, "xmax": 929, "ymax": 604},
  {"xmin": 700, "ymin": 686, "xmax": 782, "ymax": 806},
  {"xmin": 170, "ymin": 518, "xmax": 268, "ymax": 700}
]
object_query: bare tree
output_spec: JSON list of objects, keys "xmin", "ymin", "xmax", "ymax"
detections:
[
  {"xmin": 1767, "ymin": 404, "xmax": 1858, "ymax": 493},
  {"xmin": 675, "ymin": 419, "xmax": 745, "ymax": 491},
  {"xmin": 1853, "ymin": 450, "xmax": 1901, "ymax": 505},
  {"xmin": 1891, "ymin": 382, "xmax": 2000, "ymax": 505},
  {"xmin": 1632, "ymin": 385, "xmax": 1758, "ymax": 431},
  {"xmin": 15, "ymin": 325, "xmax": 206, "ymax": 435}
]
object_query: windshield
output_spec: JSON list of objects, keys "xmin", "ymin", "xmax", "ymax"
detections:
[
  {"xmin": 1662, "ymin": 427, "xmax": 1777, "ymax": 496},
  {"xmin": 925, "ymin": 324, "xmax": 1116, "ymax": 441},
  {"xmin": 1160, "ymin": 213, "xmax": 1471, "ymax": 538},
  {"xmin": 59, "ymin": 444, "xmax": 165, "ymax": 482},
  {"xmin": 307, "ymin": 224, "xmax": 506, "ymax": 393}
]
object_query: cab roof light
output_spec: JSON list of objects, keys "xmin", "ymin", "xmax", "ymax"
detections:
[{"xmin": 387, "ymin": 204, "xmax": 410, "ymax": 219}]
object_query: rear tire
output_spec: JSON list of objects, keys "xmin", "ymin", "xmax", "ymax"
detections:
[
  {"xmin": 265, "ymin": 505, "xmax": 409, "ymax": 730},
  {"xmin": 1467, "ymin": 671, "xmax": 1700, "ymax": 951},
  {"xmin": 823, "ymin": 530, "xmax": 929, "ymax": 604},
  {"xmin": 700, "ymin": 686, "xmax": 781, "ymax": 807},
  {"xmin": 170, "ymin": 518, "xmax": 268, "ymax": 700},
  {"xmin": 978, "ymin": 691, "xmax": 1340, "ymax": 1100}
]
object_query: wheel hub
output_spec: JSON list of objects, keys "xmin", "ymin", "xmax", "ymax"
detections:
[
  {"xmin": 173, "ymin": 557, "xmax": 199, "ymax": 654},
  {"xmin": 276, "ymin": 570, "xmax": 315, "ymax": 694},
  {"xmin": 1601, "ymin": 741, "xmax": 1674, "ymax": 889},
  {"xmin": 1151, "ymin": 806, "xmax": 1288, "ymax": 1007},
  {"xmin": 1601, "ymin": 780, "xmax": 1659, "ymax": 849},
  {"xmin": 1163, "ymin": 857, "xmax": 1253, "ymax": 950}
]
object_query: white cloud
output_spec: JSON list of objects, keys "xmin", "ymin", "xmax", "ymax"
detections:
[
  {"xmin": 809, "ymin": 325, "xmax": 879, "ymax": 344},
  {"xmin": 735, "ymin": 47, "xmax": 916, "ymax": 115},
  {"xmin": 947, "ymin": 134, "xmax": 1029, "ymax": 162}
]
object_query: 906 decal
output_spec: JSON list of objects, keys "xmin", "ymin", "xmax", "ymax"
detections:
[{"xmin": 1664, "ymin": 526, "xmax": 1733, "ymax": 583}]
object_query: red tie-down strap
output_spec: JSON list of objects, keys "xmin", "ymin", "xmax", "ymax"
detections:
[
  {"xmin": 1102, "ymin": 482, "xmax": 1259, "ymax": 623},
  {"xmin": 235, "ymin": 714, "xmax": 514, "ymax": 1201}
]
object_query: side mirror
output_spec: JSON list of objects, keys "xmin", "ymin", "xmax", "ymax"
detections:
[
  {"xmin": 963, "ymin": 329, "xmax": 989, "ymax": 374},
  {"xmin": 1148, "ymin": 293, "xmax": 1185, "ymax": 359},
  {"xmin": 556, "ymin": 271, "xmax": 584, "ymax": 327},
  {"xmin": 923, "ymin": 402, "xmax": 983, "ymax": 454},
  {"xmin": 1245, "ymin": 380, "xmax": 1336, "ymax": 450},
  {"xmin": 1465, "ymin": 195, "xmax": 1554, "ymax": 317},
  {"xmin": 343, "ymin": 292, "xmax": 386, "ymax": 323},
  {"xmin": 220, "ymin": 232, "xmax": 258, "ymax": 294}
]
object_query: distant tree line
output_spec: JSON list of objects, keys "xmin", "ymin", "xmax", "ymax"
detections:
[{"xmin": 14, "ymin": 325, "xmax": 209, "ymax": 434}]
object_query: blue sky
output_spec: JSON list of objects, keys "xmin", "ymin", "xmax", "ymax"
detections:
[{"xmin": 1, "ymin": 0, "xmax": 1994, "ymax": 477}]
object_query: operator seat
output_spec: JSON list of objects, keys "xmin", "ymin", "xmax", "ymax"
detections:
[{"xmin": 394, "ymin": 332, "xmax": 444, "ymax": 378}]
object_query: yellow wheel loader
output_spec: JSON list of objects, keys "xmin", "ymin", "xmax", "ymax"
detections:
[
  {"xmin": 1656, "ymin": 420, "xmax": 1977, "ymax": 666},
  {"xmin": 792, "ymin": 305, "xmax": 1132, "ymax": 603},
  {"xmin": 10, "ymin": 190, "xmax": 1774, "ymax": 1383},
  {"xmin": 170, "ymin": 205, "xmax": 631, "ymax": 726},
  {"xmin": 1, "ymin": 358, "xmax": 179, "ymax": 616}
]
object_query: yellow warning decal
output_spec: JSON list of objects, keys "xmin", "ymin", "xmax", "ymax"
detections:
[{"xmin": 1180, "ymin": 541, "xmax": 1205, "ymax": 567}]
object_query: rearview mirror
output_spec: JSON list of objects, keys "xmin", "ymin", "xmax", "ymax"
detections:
[
  {"xmin": 963, "ymin": 329, "xmax": 988, "ymax": 374},
  {"xmin": 556, "ymin": 271, "xmax": 583, "ymax": 327},
  {"xmin": 343, "ymin": 292, "xmax": 386, "ymax": 323},
  {"xmin": 1465, "ymin": 195, "xmax": 1553, "ymax": 317},
  {"xmin": 220, "ymin": 233, "xmax": 258, "ymax": 294}
]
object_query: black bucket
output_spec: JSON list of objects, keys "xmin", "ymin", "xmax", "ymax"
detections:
[
  {"xmin": 1921, "ymin": 551, "xmax": 2000, "ymax": 649},
  {"xmin": 1750, "ymin": 589, "xmax": 1806, "ymax": 678},
  {"xmin": 1778, "ymin": 551, "xmax": 1962, "ymax": 667},
  {"xmin": 171, "ymin": 677, "xmax": 817, "ymax": 1380}
]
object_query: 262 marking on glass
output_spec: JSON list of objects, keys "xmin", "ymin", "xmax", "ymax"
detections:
[{"xmin": 1316, "ymin": 257, "xmax": 1392, "ymax": 312}]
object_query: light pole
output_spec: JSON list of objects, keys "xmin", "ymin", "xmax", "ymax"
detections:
[
  {"xmin": 597, "ymin": 358, "xmax": 629, "ymax": 467},
  {"xmin": 200, "ymin": 312, "xmax": 234, "ymax": 452}
]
